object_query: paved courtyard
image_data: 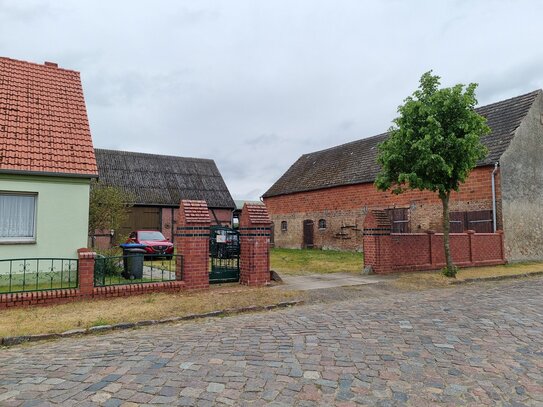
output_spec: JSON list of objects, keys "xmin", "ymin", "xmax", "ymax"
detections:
[{"xmin": 1, "ymin": 277, "xmax": 542, "ymax": 406}]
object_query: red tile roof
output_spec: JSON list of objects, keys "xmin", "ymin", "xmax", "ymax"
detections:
[{"xmin": 0, "ymin": 57, "xmax": 98, "ymax": 177}]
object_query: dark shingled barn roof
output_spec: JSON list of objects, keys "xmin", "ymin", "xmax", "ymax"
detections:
[
  {"xmin": 95, "ymin": 149, "xmax": 235, "ymax": 209},
  {"xmin": 263, "ymin": 90, "xmax": 541, "ymax": 198}
]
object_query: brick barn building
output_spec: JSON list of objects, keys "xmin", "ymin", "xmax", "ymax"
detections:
[
  {"xmin": 263, "ymin": 90, "xmax": 543, "ymax": 262},
  {"xmin": 93, "ymin": 149, "xmax": 235, "ymax": 245}
]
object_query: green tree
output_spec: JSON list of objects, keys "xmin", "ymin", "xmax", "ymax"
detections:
[
  {"xmin": 88, "ymin": 182, "xmax": 133, "ymax": 244},
  {"xmin": 375, "ymin": 72, "xmax": 490, "ymax": 277}
]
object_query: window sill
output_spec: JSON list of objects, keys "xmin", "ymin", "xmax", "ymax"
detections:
[{"xmin": 0, "ymin": 240, "xmax": 36, "ymax": 245}]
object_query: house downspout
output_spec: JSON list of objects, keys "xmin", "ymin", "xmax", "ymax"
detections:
[{"xmin": 491, "ymin": 162, "xmax": 499, "ymax": 233}]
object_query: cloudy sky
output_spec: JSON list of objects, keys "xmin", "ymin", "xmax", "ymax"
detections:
[{"xmin": 1, "ymin": 0, "xmax": 542, "ymax": 199}]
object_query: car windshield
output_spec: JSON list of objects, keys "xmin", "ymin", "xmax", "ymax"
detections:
[{"xmin": 138, "ymin": 231, "xmax": 166, "ymax": 241}]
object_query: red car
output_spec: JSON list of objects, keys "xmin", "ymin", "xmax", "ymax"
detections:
[{"xmin": 128, "ymin": 230, "xmax": 174, "ymax": 258}]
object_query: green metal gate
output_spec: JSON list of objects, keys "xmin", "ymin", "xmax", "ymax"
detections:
[{"xmin": 209, "ymin": 226, "xmax": 240, "ymax": 283}]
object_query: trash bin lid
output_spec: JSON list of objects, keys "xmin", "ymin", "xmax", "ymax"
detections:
[{"xmin": 119, "ymin": 243, "xmax": 147, "ymax": 249}]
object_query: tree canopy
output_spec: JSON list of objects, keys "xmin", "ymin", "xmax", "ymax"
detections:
[
  {"xmin": 88, "ymin": 182, "xmax": 133, "ymax": 238},
  {"xmin": 375, "ymin": 71, "xmax": 490, "ymax": 199},
  {"xmin": 375, "ymin": 71, "xmax": 490, "ymax": 276}
]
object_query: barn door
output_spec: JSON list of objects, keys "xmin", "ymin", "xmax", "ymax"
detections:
[
  {"xmin": 466, "ymin": 210, "xmax": 493, "ymax": 233},
  {"xmin": 449, "ymin": 212, "xmax": 466, "ymax": 233},
  {"xmin": 120, "ymin": 206, "xmax": 161, "ymax": 236},
  {"xmin": 303, "ymin": 220, "xmax": 314, "ymax": 249}
]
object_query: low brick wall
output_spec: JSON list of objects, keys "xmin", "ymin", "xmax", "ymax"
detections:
[
  {"xmin": 0, "ymin": 249, "xmax": 187, "ymax": 309},
  {"xmin": 0, "ymin": 281, "xmax": 187, "ymax": 309},
  {"xmin": 363, "ymin": 210, "xmax": 506, "ymax": 274}
]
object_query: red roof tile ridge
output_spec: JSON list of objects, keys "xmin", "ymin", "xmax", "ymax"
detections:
[{"xmin": 0, "ymin": 56, "xmax": 80, "ymax": 74}]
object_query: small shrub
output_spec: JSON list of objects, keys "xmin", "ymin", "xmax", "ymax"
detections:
[
  {"xmin": 95, "ymin": 248, "xmax": 124, "ymax": 278},
  {"xmin": 441, "ymin": 265, "xmax": 458, "ymax": 278}
]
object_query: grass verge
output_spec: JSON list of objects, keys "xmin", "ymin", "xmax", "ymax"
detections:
[
  {"xmin": 271, "ymin": 248, "xmax": 363, "ymax": 275},
  {"xmin": 391, "ymin": 261, "xmax": 543, "ymax": 290},
  {"xmin": 0, "ymin": 285, "xmax": 303, "ymax": 338}
]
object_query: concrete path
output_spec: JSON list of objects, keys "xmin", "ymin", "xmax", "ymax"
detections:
[
  {"xmin": 1, "ymin": 277, "xmax": 542, "ymax": 405},
  {"xmin": 276, "ymin": 272, "xmax": 389, "ymax": 290}
]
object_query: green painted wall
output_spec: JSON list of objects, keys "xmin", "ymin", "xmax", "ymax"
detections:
[{"xmin": 0, "ymin": 174, "xmax": 91, "ymax": 259}]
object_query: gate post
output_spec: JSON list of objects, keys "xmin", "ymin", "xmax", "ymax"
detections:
[
  {"xmin": 239, "ymin": 203, "xmax": 272, "ymax": 286},
  {"xmin": 175, "ymin": 200, "xmax": 210, "ymax": 289},
  {"xmin": 78, "ymin": 248, "xmax": 96, "ymax": 296},
  {"xmin": 362, "ymin": 210, "xmax": 392, "ymax": 274}
]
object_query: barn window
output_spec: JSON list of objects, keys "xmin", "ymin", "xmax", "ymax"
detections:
[
  {"xmin": 450, "ymin": 210, "xmax": 493, "ymax": 233},
  {"xmin": 281, "ymin": 221, "xmax": 287, "ymax": 231},
  {"xmin": 386, "ymin": 208, "xmax": 409, "ymax": 233},
  {"xmin": 318, "ymin": 219, "xmax": 327, "ymax": 229}
]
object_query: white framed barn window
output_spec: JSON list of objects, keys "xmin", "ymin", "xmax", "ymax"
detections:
[{"xmin": 0, "ymin": 193, "xmax": 37, "ymax": 243}]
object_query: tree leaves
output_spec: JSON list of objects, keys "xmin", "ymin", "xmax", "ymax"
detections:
[
  {"xmin": 375, "ymin": 71, "xmax": 489, "ymax": 197},
  {"xmin": 374, "ymin": 71, "xmax": 490, "ymax": 276}
]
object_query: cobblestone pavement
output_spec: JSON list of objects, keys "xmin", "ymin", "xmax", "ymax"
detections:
[{"xmin": 1, "ymin": 278, "xmax": 542, "ymax": 406}]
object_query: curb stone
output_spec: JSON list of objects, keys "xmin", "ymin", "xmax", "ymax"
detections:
[
  {"xmin": 0, "ymin": 300, "xmax": 303, "ymax": 348},
  {"xmin": 450, "ymin": 271, "xmax": 543, "ymax": 285}
]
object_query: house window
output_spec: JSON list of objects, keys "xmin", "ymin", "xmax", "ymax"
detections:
[
  {"xmin": 318, "ymin": 219, "xmax": 327, "ymax": 229},
  {"xmin": 281, "ymin": 221, "xmax": 287, "ymax": 232},
  {"xmin": 0, "ymin": 193, "xmax": 37, "ymax": 243}
]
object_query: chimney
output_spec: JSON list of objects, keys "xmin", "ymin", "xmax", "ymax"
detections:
[{"xmin": 44, "ymin": 61, "xmax": 58, "ymax": 68}]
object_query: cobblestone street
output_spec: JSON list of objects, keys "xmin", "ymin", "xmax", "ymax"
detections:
[{"xmin": 1, "ymin": 277, "xmax": 542, "ymax": 406}]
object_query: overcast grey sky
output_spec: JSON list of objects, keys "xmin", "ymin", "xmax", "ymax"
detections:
[{"xmin": 1, "ymin": 0, "xmax": 542, "ymax": 199}]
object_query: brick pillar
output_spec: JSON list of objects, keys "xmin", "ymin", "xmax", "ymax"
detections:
[
  {"xmin": 362, "ymin": 210, "xmax": 392, "ymax": 274},
  {"xmin": 467, "ymin": 230, "xmax": 475, "ymax": 265},
  {"xmin": 239, "ymin": 203, "xmax": 272, "ymax": 286},
  {"xmin": 78, "ymin": 248, "xmax": 96, "ymax": 296},
  {"xmin": 427, "ymin": 230, "xmax": 436, "ymax": 266},
  {"xmin": 175, "ymin": 200, "xmax": 210, "ymax": 289},
  {"xmin": 497, "ymin": 230, "xmax": 506, "ymax": 261}
]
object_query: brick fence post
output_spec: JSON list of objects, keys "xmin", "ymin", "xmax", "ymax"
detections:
[
  {"xmin": 427, "ymin": 230, "xmax": 435, "ymax": 266},
  {"xmin": 362, "ymin": 210, "xmax": 392, "ymax": 274},
  {"xmin": 497, "ymin": 230, "xmax": 506, "ymax": 261},
  {"xmin": 175, "ymin": 200, "xmax": 210, "ymax": 289},
  {"xmin": 467, "ymin": 230, "xmax": 475, "ymax": 266},
  {"xmin": 77, "ymin": 248, "xmax": 96, "ymax": 296},
  {"xmin": 239, "ymin": 203, "xmax": 272, "ymax": 286}
]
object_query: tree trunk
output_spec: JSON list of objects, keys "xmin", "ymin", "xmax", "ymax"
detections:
[{"xmin": 440, "ymin": 191, "xmax": 456, "ymax": 277}]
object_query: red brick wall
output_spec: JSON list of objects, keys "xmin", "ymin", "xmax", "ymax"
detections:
[
  {"xmin": 265, "ymin": 166, "xmax": 502, "ymax": 250},
  {"xmin": 363, "ymin": 224, "xmax": 506, "ymax": 274}
]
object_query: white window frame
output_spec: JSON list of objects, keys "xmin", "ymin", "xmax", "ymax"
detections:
[{"xmin": 0, "ymin": 192, "xmax": 38, "ymax": 244}]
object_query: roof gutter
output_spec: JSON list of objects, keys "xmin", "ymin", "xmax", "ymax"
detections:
[
  {"xmin": 491, "ymin": 162, "xmax": 499, "ymax": 232},
  {"xmin": 0, "ymin": 169, "xmax": 98, "ymax": 179}
]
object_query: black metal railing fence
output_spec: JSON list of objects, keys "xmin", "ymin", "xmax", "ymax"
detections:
[{"xmin": 0, "ymin": 258, "xmax": 78, "ymax": 294}]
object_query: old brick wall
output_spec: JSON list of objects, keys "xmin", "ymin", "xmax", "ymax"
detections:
[{"xmin": 265, "ymin": 166, "xmax": 501, "ymax": 251}]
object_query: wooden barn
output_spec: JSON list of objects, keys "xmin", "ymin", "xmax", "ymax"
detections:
[{"xmin": 93, "ymin": 149, "xmax": 235, "ymax": 245}]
